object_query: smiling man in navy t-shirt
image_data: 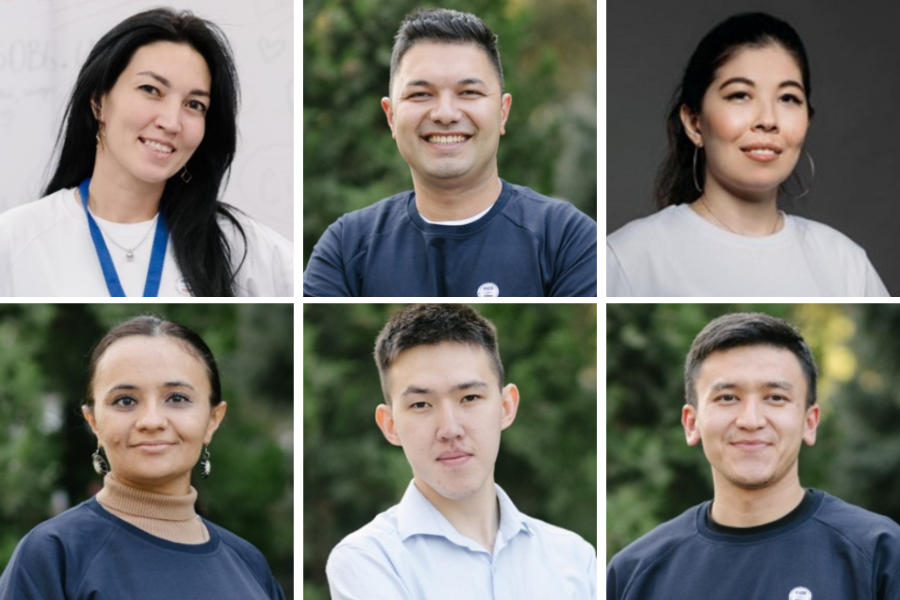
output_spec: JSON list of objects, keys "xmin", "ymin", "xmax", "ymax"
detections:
[
  {"xmin": 607, "ymin": 313, "xmax": 900, "ymax": 600},
  {"xmin": 303, "ymin": 8, "xmax": 597, "ymax": 298}
]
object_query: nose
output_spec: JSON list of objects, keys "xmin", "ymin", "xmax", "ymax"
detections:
[
  {"xmin": 734, "ymin": 397, "xmax": 767, "ymax": 430},
  {"xmin": 154, "ymin": 98, "xmax": 182, "ymax": 133},
  {"xmin": 429, "ymin": 91, "xmax": 462, "ymax": 126},
  {"xmin": 753, "ymin": 99, "xmax": 779, "ymax": 133},
  {"xmin": 135, "ymin": 400, "xmax": 167, "ymax": 431},
  {"xmin": 436, "ymin": 401, "xmax": 464, "ymax": 441}
]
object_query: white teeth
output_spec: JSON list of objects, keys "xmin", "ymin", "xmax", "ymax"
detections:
[
  {"xmin": 428, "ymin": 135, "xmax": 467, "ymax": 144},
  {"xmin": 142, "ymin": 139, "xmax": 174, "ymax": 153},
  {"xmin": 747, "ymin": 148, "xmax": 776, "ymax": 155}
]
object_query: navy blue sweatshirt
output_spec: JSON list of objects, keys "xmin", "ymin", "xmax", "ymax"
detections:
[
  {"xmin": 0, "ymin": 497, "xmax": 285, "ymax": 600},
  {"xmin": 607, "ymin": 489, "xmax": 900, "ymax": 600},
  {"xmin": 303, "ymin": 180, "xmax": 597, "ymax": 297}
]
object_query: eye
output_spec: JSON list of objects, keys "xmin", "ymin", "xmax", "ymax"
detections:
[
  {"xmin": 716, "ymin": 394, "xmax": 738, "ymax": 403},
  {"xmin": 139, "ymin": 84, "xmax": 160, "ymax": 96},
  {"xmin": 780, "ymin": 93, "xmax": 804, "ymax": 105},
  {"xmin": 462, "ymin": 394, "xmax": 480, "ymax": 403},
  {"xmin": 725, "ymin": 91, "xmax": 750, "ymax": 101},
  {"xmin": 187, "ymin": 99, "xmax": 208, "ymax": 113},
  {"xmin": 407, "ymin": 92, "xmax": 430, "ymax": 99},
  {"xmin": 769, "ymin": 394, "xmax": 788, "ymax": 402},
  {"xmin": 410, "ymin": 401, "xmax": 430, "ymax": 410},
  {"xmin": 112, "ymin": 396, "xmax": 137, "ymax": 407},
  {"xmin": 460, "ymin": 90, "xmax": 483, "ymax": 97},
  {"xmin": 167, "ymin": 393, "xmax": 192, "ymax": 404}
]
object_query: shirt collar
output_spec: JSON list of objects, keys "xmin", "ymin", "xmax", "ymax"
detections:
[{"xmin": 396, "ymin": 479, "xmax": 532, "ymax": 553}]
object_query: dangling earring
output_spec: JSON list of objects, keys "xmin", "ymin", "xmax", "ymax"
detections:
[
  {"xmin": 780, "ymin": 151, "xmax": 816, "ymax": 199},
  {"xmin": 92, "ymin": 445, "xmax": 110, "ymax": 475},
  {"xmin": 692, "ymin": 145, "xmax": 704, "ymax": 193},
  {"xmin": 199, "ymin": 445, "xmax": 211, "ymax": 479},
  {"xmin": 181, "ymin": 165, "xmax": 192, "ymax": 183},
  {"xmin": 95, "ymin": 124, "xmax": 104, "ymax": 151}
]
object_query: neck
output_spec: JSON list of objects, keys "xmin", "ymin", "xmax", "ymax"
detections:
[
  {"xmin": 86, "ymin": 156, "xmax": 164, "ymax": 223},
  {"xmin": 414, "ymin": 474, "xmax": 500, "ymax": 553},
  {"xmin": 411, "ymin": 171, "xmax": 502, "ymax": 222},
  {"xmin": 710, "ymin": 470, "xmax": 805, "ymax": 528},
  {"xmin": 691, "ymin": 181, "xmax": 781, "ymax": 237},
  {"xmin": 111, "ymin": 470, "xmax": 192, "ymax": 496}
]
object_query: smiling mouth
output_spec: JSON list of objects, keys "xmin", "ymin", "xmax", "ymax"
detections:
[
  {"xmin": 424, "ymin": 134, "xmax": 470, "ymax": 145},
  {"xmin": 140, "ymin": 138, "xmax": 175, "ymax": 154}
]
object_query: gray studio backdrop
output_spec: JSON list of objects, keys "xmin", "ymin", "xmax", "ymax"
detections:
[
  {"xmin": 607, "ymin": 0, "xmax": 900, "ymax": 294},
  {"xmin": 0, "ymin": 0, "xmax": 293, "ymax": 241}
]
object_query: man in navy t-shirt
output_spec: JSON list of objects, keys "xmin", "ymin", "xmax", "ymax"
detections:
[
  {"xmin": 607, "ymin": 313, "xmax": 900, "ymax": 600},
  {"xmin": 303, "ymin": 8, "xmax": 597, "ymax": 297}
]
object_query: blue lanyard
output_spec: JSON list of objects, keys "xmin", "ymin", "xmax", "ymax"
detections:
[{"xmin": 79, "ymin": 177, "xmax": 169, "ymax": 297}]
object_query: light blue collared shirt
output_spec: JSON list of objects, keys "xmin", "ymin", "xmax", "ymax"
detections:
[{"xmin": 326, "ymin": 480, "xmax": 597, "ymax": 600}]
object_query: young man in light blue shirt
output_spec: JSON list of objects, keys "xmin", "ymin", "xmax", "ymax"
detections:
[{"xmin": 326, "ymin": 304, "xmax": 597, "ymax": 599}]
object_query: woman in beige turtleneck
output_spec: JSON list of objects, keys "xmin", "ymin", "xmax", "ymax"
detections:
[{"xmin": 0, "ymin": 316, "xmax": 285, "ymax": 599}]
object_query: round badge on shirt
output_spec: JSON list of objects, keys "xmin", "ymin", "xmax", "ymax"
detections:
[
  {"xmin": 477, "ymin": 282, "xmax": 499, "ymax": 297},
  {"xmin": 789, "ymin": 587, "xmax": 812, "ymax": 600}
]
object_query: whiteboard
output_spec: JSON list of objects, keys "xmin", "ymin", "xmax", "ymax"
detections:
[{"xmin": 0, "ymin": 0, "xmax": 293, "ymax": 241}]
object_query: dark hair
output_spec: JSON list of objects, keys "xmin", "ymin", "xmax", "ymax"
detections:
[
  {"xmin": 389, "ymin": 8, "xmax": 504, "ymax": 96},
  {"xmin": 43, "ymin": 8, "xmax": 246, "ymax": 296},
  {"xmin": 656, "ymin": 12, "xmax": 814, "ymax": 208},
  {"xmin": 85, "ymin": 315, "xmax": 222, "ymax": 409},
  {"xmin": 684, "ymin": 312, "xmax": 817, "ymax": 408},
  {"xmin": 374, "ymin": 304, "xmax": 504, "ymax": 403}
]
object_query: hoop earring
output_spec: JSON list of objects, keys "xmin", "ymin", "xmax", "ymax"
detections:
[
  {"xmin": 92, "ymin": 445, "xmax": 110, "ymax": 476},
  {"xmin": 693, "ymin": 145, "xmax": 704, "ymax": 193},
  {"xmin": 199, "ymin": 445, "xmax": 211, "ymax": 479},
  {"xmin": 181, "ymin": 165, "xmax": 192, "ymax": 184},
  {"xmin": 781, "ymin": 151, "xmax": 815, "ymax": 200}
]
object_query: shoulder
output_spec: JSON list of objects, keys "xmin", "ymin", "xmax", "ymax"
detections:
[
  {"xmin": 520, "ymin": 513, "xmax": 596, "ymax": 561},
  {"xmin": 208, "ymin": 522, "xmax": 280, "ymax": 583},
  {"xmin": 812, "ymin": 492, "xmax": 900, "ymax": 554},
  {"xmin": 607, "ymin": 206, "xmax": 683, "ymax": 249},
  {"xmin": 326, "ymin": 505, "xmax": 404, "ymax": 575},
  {"xmin": 217, "ymin": 207, "xmax": 294, "ymax": 296},
  {"xmin": 0, "ymin": 190, "xmax": 73, "ymax": 234},
  {"xmin": 501, "ymin": 183, "xmax": 596, "ymax": 230},
  {"xmin": 328, "ymin": 191, "xmax": 412, "ymax": 235},
  {"xmin": 608, "ymin": 504, "xmax": 701, "ymax": 575},
  {"xmin": 788, "ymin": 216, "xmax": 870, "ymax": 256}
]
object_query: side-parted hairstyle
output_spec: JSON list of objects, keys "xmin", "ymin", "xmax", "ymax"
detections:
[
  {"xmin": 389, "ymin": 8, "xmax": 504, "ymax": 97},
  {"xmin": 44, "ymin": 8, "xmax": 246, "ymax": 297},
  {"xmin": 374, "ymin": 304, "xmax": 504, "ymax": 403},
  {"xmin": 684, "ymin": 312, "xmax": 817, "ymax": 408},
  {"xmin": 84, "ymin": 315, "xmax": 222, "ymax": 410},
  {"xmin": 656, "ymin": 12, "xmax": 814, "ymax": 208}
]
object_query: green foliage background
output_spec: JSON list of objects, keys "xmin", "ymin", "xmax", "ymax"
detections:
[
  {"xmin": 303, "ymin": 303, "xmax": 597, "ymax": 599},
  {"xmin": 0, "ymin": 304, "xmax": 294, "ymax": 599},
  {"xmin": 607, "ymin": 303, "xmax": 900, "ymax": 562},
  {"xmin": 303, "ymin": 0, "xmax": 598, "ymax": 266}
]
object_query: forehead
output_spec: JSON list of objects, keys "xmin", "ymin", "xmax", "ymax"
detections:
[
  {"xmin": 696, "ymin": 344, "xmax": 806, "ymax": 387},
  {"xmin": 395, "ymin": 41, "xmax": 497, "ymax": 86},
  {"xmin": 94, "ymin": 335, "xmax": 208, "ymax": 382},
  {"xmin": 713, "ymin": 44, "xmax": 803, "ymax": 85},
  {"xmin": 388, "ymin": 342, "xmax": 497, "ymax": 386},
  {"xmin": 120, "ymin": 41, "xmax": 211, "ymax": 88}
]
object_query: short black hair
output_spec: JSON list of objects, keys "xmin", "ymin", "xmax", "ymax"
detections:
[
  {"xmin": 374, "ymin": 304, "xmax": 504, "ymax": 403},
  {"xmin": 389, "ymin": 8, "xmax": 504, "ymax": 97},
  {"xmin": 684, "ymin": 312, "xmax": 817, "ymax": 408}
]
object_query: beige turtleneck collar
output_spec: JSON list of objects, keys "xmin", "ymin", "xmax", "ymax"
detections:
[{"xmin": 96, "ymin": 473, "xmax": 209, "ymax": 544}]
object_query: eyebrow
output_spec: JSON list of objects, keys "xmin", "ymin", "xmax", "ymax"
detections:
[
  {"xmin": 400, "ymin": 380, "xmax": 489, "ymax": 397},
  {"xmin": 106, "ymin": 381, "xmax": 196, "ymax": 394},
  {"xmin": 709, "ymin": 380, "xmax": 794, "ymax": 393},
  {"xmin": 136, "ymin": 70, "xmax": 210, "ymax": 98},
  {"xmin": 718, "ymin": 76, "xmax": 805, "ymax": 93},
  {"xmin": 403, "ymin": 78, "xmax": 489, "ymax": 90}
]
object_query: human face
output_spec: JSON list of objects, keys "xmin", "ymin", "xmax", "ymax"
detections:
[
  {"xmin": 83, "ymin": 336, "xmax": 226, "ymax": 495},
  {"xmin": 681, "ymin": 44, "xmax": 810, "ymax": 199},
  {"xmin": 375, "ymin": 342, "xmax": 518, "ymax": 504},
  {"xmin": 382, "ymin": 42, "xmax": 512, "ymax": 188},
  {"xmin": 94, "ymin": 42, "xmax": 211, "ymax": 186},
  {"xmin": 683, "ymin": 345, "xmax": 819, "ymax": 493}
]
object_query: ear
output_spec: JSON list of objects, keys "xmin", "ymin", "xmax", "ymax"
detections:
[
  {"xmin": 375, "ymin": 403, "xmax": 402, "ymax": 446},
  {"xmin": 203, "ymin": 402, "xmax": 227, "ymax": 445},
  {"xmin": 682, "ymin": 404, "xmax": 702, "ymax": 446},
  {"xmin": 91, "ymin": 96, "xmax": 104, "ymax": 122},
  {"xmin": 679, "ymin": 104, "xmax": 703, "ymax": 147},
  {"xmin": 381, "ymin": 97, "xmax": 396, "ymax": 139},
  {"xmin": 499, "ymin": 93, "xmax": 512, "ymax": 136},
  {"xmin": 500, "ymin": 383, "xmax": 519, "ymax": 430},
  {"xmin": 82, "ymin": 405, "xmax": 99, "ymax": 441},
  {"xmin": 802, "ymin": 404, "xmax": 820, "ymax": 447}
]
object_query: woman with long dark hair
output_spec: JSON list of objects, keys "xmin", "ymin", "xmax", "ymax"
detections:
[
  {"xmin": 607, "ymin": 12, "xmax": 887, "ymax": 297},
  {"xmin": 0, "ymin": 9, "xmax": 292, "ymax": 297},
  {"xmin": 0, "ymin": 316, "xmax": 286, "ymax": 598}
]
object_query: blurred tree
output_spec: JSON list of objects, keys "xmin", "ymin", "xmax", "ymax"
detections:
[
  {"xmin": 303, "ymin": 0, "xmax": 597, "ymax": 266},
  {"xmin": 303, "ymin": 303, "xmax": 597, "ymax": 597},
  {"xmin": 606, "ymin": 303, "xmax": 851, "ymax": 559},
  {"xmin": 0, "ymin": 304, "xmax": 294, "ymax": 599}
]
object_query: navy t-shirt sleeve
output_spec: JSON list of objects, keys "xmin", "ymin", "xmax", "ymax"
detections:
[
  {"xmin": 546, "ymin": 206, "xmax": 597, "ymax": 297},
  {"xmin": 0, "ymin": 527, "xmax": 75, "ymax": 599},
  {"xmin": 304, "ymin": 218, "xmax": 355, "ymax": 297}
]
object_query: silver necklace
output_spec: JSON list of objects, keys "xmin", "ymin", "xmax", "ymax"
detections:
[
  {"xmin": 77, "ymin": 189, "xmax": 158, "ymax": 261},
  {"xmin": 699, "ymin": 196, "xmax": 780, "ymax": 236}
]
